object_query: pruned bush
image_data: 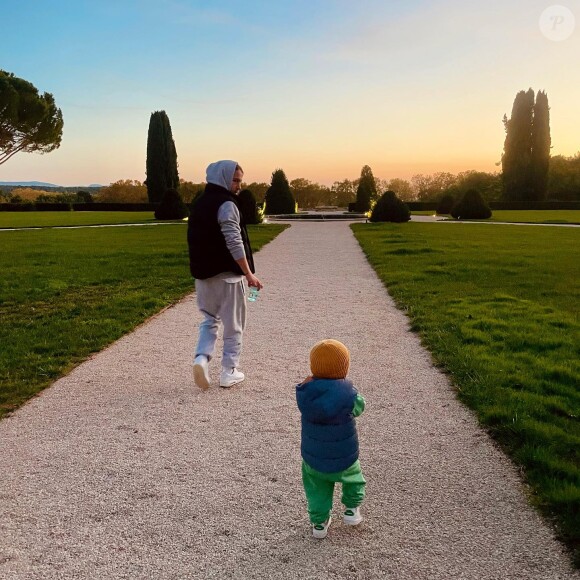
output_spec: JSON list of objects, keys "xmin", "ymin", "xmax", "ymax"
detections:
[
  {"xmin": 238, "ymin": 188, "xmax": 262, "ymax": 224},
  {"xmin": 451, "ymin": 189, "xmax": 492, "ymax": 220},
  {"xmin": 370, "ymin": 190, "xmax": 411, "ymax": 223},
  {"xmin": 154, "ymin": 188, "xmax": 189, "ymax": 220},
  {"xmin": 436, "ymin": 194, "xmax": 455, "ymax": 215}
]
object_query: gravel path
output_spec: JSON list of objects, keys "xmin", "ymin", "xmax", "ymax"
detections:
[{"xmin": 1, "ymin": 221, "xmax": 577, "ymax": 579}]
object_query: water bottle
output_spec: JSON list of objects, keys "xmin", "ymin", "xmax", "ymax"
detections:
[{"xmin": 248, "ymin": 287, "xmax": 260, "ymax": 302}]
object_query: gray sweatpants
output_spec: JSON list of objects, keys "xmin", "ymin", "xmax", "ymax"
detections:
[{"xmin": 194, "ymin": 277, "xmax": 247, "ymax": 370}]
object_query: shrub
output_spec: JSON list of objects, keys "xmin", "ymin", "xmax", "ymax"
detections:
[
  {"xmin": 238, "ymin": 189, "xmax": 262, "ymax": 224},
  {"xmin": 76, "ymin": 190, "xmax": 93, "ymax": 203},
  {"xmin": 370, "ymin": 190, "xmax": 411, "ymax": 222},
  {"xmin": 451, "ymin": 189, "xmax": 492, "ymax": 220},
  {"xmin": 436, "ymin": 194, "xmax": 455, "ymax": 215},
  {"xmin": 154, "ymin": 188, "xmax": 189, "ymax": 220}
]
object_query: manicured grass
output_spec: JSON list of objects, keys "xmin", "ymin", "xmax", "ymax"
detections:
[
  {"xmin": 352, "ymin": 222, "xmax": 580, "ymax": 565},
  {"xmin": 412, "ymin": 210, "xmax": 580, "ymax": 223},
  {"xmin": 0, "ymin": 211, "xmax": 161, "ymax": 228},
  {"xmin": 0, "ymin": 223, "xmax": 286, "ymax": 419},
  {"xmin": 489, "ymin": 210, "xmax": 580, "ymax": 224},
  {"xmin": 436, "ymin": 210, "xmax": 580, "ymax": 223}
]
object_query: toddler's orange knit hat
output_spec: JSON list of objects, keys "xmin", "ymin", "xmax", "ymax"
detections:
[{"xmin": 310, "ymin": 339, "xmax": 350, "ymax": 379}]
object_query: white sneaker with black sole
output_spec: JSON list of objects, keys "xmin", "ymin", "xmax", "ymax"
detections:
[
  {"xmin": 343, "ymin": 507, "xmax": 363, "ymax": 526},
  {"xmin": 193, "ymin": 355, "xmax": 210, "ymax": 390},
  {"xmin": 220, "ymin": 367, "xmax": 245, "ymax": 388},
  {"xmin": 312, "ymin": 516, "xmax": 332, "ymax": 539}
]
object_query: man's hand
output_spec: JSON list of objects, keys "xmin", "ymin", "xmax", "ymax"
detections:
[
  {"xmin": 235, "ymin": 257, "xmax": 264, "ymax": 290},
  {"xmin": 246, "ymin": 272, "xmax": 263, "ymax": 290}
]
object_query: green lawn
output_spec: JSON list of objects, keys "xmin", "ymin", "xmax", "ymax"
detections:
[
  {"xmin": 0, "ymin": 223, "xmax": 286, "ymax": 419},
  {"xmin": 432, "ymin": 210, "xmax": 580, "ymax": 223},
  {"xmin": 0, "ymin": 211, "xmax": 162, "ymax": 228},
  {"xmin": 352, "ymin": 222, "xmax": 580, "ymax": 566},
  {"xmin": 489, "ymin": 210, "xmax": 580, "ymax": 224}
]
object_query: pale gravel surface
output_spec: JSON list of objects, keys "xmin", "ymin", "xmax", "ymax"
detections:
[{"xmin": 1, "ymin": 221, "xmax": 577, "ymax": 580}]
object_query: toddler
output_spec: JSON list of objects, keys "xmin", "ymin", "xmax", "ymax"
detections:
[{"xmin": 296, "ymin": 339, "xmax": 366, "ymax": 539}]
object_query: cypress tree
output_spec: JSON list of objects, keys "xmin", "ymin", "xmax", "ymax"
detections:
[
  {"xmin": 356, "ymin": 165, "xmax": 377, "ymax": 212},
  {"xmin": 154, "ymin": 188, "xmax": 189, "ymax": 220},
  {"xmin": 502, "ymin": 89, "xmax": 551, "ymax": 201},
  {"xmin": 264, "ymin": 169, "xmax": 296, "ymax": 214},
  {"xmin": 531, "ymin": 90, "xmax": 551, "ymax": 201},
  {"xmin": 502, "ymin": 89, "xmax": 534, "ymax": 201},
  {"xmin": 145, "ymin": 110, "xmax": 179, "ymax": 203}
]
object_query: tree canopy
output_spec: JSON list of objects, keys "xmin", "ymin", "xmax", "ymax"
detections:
[
  {"xmin": 0, "ymin": 70, "xmax": 63, "ymax": 165},
  {"xmin": 96, "ymin": 180, "xmax": 148, "ymax": 203},
  {"xmin": 548, "ymin": 153, "xmax": 580, "ymax": 200}
]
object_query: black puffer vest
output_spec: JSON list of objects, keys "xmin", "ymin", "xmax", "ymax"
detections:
[{"xmin": 187, "ymin": 183, "xmax": 255, "ymax": 280}]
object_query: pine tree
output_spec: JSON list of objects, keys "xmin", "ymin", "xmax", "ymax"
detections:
[
  {"xmin": 502, "ymin": 89, "xmax": 551, "ymax": 201},
  {"xmin": 355, "ymin": 165, "xmax": 377, "ymax": 212},
  {"xmin": 145, "ymin": 111, "xmax": 179, "ymax": 203},
  {"xmin": 0, "ymin": 70, "xmax": 63, "ymax": 165},
  {"xmin": 264, "ymin": 169, "xmax": 296, "ymax": 214},
  {"xmin": 531, "ymin": 90, "xmax": 551, "ymax": 201}
]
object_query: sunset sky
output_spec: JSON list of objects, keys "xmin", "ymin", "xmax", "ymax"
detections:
[{"xmin": 2, "ymin": 0, "xmax": 579, "ymax": 186}]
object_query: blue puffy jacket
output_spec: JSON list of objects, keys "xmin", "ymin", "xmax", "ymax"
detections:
[{"xmin": 296, "ymin": 378, "xmax": 359, "ymax": 473}]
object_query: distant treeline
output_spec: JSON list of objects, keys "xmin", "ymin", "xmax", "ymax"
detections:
[
  {"xmin": 0, "ymin": 185, "xmax": 102, "ymax": 195},
  {"xmin": 2, "ymin": 153, "xmax": 579, "ymax": 208}
]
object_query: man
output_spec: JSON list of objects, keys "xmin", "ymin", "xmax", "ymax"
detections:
[{"xmin": 187, "ymin": 160, "xmax": 263, "ymax": 389}]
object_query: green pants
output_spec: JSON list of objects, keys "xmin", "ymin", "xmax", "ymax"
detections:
[{"xmin": 301, "ymin": 460, "xmax": 366, "ymax": 525}]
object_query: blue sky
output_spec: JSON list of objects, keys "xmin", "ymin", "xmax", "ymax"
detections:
[{"xmin": 1, "ymin": 0, "xmax": 579, "ymax": 185}]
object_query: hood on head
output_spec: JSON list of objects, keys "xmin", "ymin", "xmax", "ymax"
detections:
[{"xmin": 206, "ymin": 160, "xmax": 238, "ymax": 190}]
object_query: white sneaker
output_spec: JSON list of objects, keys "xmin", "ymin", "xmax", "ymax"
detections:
[
  {"xmin": 220, "ymin": 367, "xmax": 245, "ymax": 388},
  {"xmin": 343, "ymin": 507, "xmax": 363, "ymax": 526},
  {"xmin": 193, "ymin": 355, "xmax": 210, "ymax": 390},
  {"xmin": 312, "ymin": 516, "xmax": 332, "ymax": 539}
]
